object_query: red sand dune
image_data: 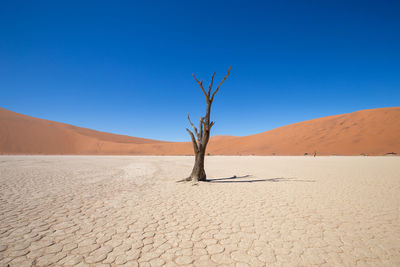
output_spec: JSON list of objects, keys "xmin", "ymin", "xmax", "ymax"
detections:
[{"xmin": 0, "ymin": 107, "xmax": 399, "ymax": 155}]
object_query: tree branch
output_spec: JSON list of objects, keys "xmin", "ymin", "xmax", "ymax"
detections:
[
  {"xmin": 188, "ymin": 114, "xmax": 200, "ymax": 141},
  {"xmin": 211, "ymin": 66, "xmax": 231, "ymax": 102},
  {"xmin": 192, "ymin": 73, "xmax": 209, "ymax": 102},
  {"xmin": 199, "ymin": 116, "xmax": 204, "ymax": 140},
  {"xmin": 186, "ymin": 128, "xmax": 199, "ymax": 153},
  {"xmin": 208, "ymin": 71, "xmax": 216, "ymax": 97}
]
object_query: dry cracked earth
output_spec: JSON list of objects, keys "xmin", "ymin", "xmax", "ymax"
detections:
[{"xmin": 0, "ymin": 156, "xmax": 399, "ymax": 266}]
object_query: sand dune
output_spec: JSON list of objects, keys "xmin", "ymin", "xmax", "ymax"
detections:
[
  {"xmin": 0, "ymin": 108, "xmax": 165, "ymax": 155},
  {"xmin": 209, "ymin": 107, "xmax": 400, "ymax": 155},
  {"xmin": 0, "ymin": 107, "xmax": 399, "ymax": 155}
]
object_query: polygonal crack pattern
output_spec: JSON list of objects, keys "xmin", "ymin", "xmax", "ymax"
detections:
[{"xmin": 0, "ymin": 156, "xmax": 399, "ymax": 266}]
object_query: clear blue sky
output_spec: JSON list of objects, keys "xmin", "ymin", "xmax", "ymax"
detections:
[{"xmin": 1, "ymin": 1, "xmax": 399, "ymax": 141}]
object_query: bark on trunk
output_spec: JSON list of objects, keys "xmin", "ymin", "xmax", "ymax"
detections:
[
  {"xmin": 184, "ymin": 67, "xmax": 231, "ymax": 182},
  {"xmin": 190, "ymin": 152, "xmax": 206, "ymax": 182}
]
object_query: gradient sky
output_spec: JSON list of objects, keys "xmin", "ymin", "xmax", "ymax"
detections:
[{"xmin": 1, "ymin": 1, "xmax": 399, "ymax": 141}]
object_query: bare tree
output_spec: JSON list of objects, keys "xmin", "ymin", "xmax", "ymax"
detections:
[{"xmin": 183, "ymin": 66, "xmax": 231, "ymax": 182}]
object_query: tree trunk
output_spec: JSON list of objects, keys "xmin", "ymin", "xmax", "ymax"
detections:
[
  {"xmin": 190, "ymin": 151, "xmax": 206, "ymax": 182},
  {"xmin": 184, "ymin": 67, "xmax": 231, "ymax": 182}
]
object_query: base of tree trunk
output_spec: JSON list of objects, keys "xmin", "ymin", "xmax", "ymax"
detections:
[
  {"xmin": 190, "ymin": 167, "xmax": 206, "ymax": 182},
  {"xmin": 177, "ymin": 166, "xmax": 207, "ymax": 183},
  {"xmin": 188, "ymin": 154, "xmax": 207, "ymax": 182}
]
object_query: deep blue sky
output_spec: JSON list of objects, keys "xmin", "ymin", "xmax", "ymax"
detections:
[{"xmin": 1, "ymin": 1, "xmax": 399, "ymax": 141}]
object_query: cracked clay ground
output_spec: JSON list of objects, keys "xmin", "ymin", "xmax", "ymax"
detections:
[{"xmin": 0, "ymin": 156, "xmax": 399, "ymax": 266}]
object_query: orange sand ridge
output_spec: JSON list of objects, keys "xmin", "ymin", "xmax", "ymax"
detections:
[{"xmin": 0, "ymin": 107, "xmax": 399, "ymax": 155}]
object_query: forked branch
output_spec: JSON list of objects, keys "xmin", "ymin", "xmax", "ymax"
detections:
[
  {"xmin": 192, "ymin": 74, "xmax": 208, "ymax": 101},
  {"xmin": 211, "ymin": 66, "xmax": 231, "ymax": 102}
]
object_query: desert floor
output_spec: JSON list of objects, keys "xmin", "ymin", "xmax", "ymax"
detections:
[{"xmin": 0, "ymin": 156, "xmax": 399, "ymax": 266}]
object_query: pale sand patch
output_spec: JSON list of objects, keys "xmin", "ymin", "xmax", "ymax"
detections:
[{"xmin": 0, "ymin": 156, "xmax": 399, "ymax": 266}]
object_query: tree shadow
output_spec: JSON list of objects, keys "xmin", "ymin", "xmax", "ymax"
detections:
[{"xmin": 206, "ymin": 175, "xmax": 315, "ymax": 183}]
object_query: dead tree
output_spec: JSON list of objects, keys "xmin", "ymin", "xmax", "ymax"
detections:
[{"xmin": 184, "ymin": 66, "xmax": 231, "ymax": 182}]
